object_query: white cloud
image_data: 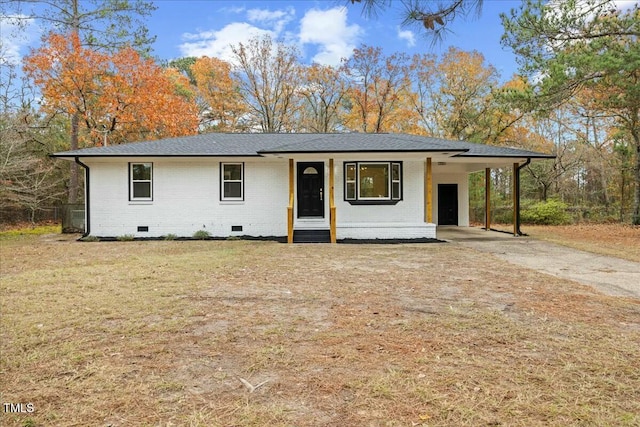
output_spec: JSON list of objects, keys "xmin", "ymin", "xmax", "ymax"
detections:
[
  {"xmin": 0, "ymin": 14, "xmax": 38, "ymax": 65},
  {"xmin": 178, "ymin": 6, "xmax": 296, "ymax": 62},
  {"xmin": 299, "ymin": 7, "xmax": 362, "ymax": 66},
  {"xmin": 179, "ymin": 22, "xmax": 274, "ymax": 62},
  {"xmin": 247, "ymin": 7, "xmax": 292, "ymax": 23},
  {"xmin": 178, "ymin": 6, "xmax": 362, "ymax": 66},
  {"xmin": 398, "ymin": 29, "xmax": 415, "ymax": 47},
  {"xmin": 247, "ymin": 6, "xmax": 295, "ymax": 34}
]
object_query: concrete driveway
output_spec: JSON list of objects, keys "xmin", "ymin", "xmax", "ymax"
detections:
[{"xmin": 437, "ymin": 226, "xmax": 640, "ymax": 299}]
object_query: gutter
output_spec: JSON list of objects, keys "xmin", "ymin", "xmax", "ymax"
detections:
[
  {"xmin": 514, "ymin": 158, "xmax": 531, "ymax": 236},
  {"xmin": 74, "ymin": 157, "xmax": 90, "ymax": 238}
]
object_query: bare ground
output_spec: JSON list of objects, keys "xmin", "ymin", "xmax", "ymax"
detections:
[{"xmin": 1, "ymin": 235, "xmax": 639, "ymax": 426}]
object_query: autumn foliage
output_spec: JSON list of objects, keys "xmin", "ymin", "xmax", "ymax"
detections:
[
  {"xmin": 23, "ymin": 32, "xmax": 198, "ymax": 147},
  {"xmin": 341, "ymin": 45, "xmax": 417, "ymax": 134},
  {"xmin": 191, "ymin": 56, "xmax": 248, "ymax": 132}
]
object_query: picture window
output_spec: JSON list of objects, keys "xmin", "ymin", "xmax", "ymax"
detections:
[{"xmin": 344, "ymin": 162, "xmax": 402, "ymax": 203}]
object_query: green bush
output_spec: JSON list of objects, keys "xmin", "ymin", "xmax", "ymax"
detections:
[
  {"xmin": 491, "ymin": 207, "xmax": 515, "ymax": 225},
  {"xmin": 80, "ymin": 235, "xmax": 100, "ymax": 242},
  {"xmin": 117, "ymin": 234, "xmax": 135, "ymax": 241},
  {"xmin": 192, "ymin": 229, "xmax": 211, "ymax": 240},
  {"xmin": 521, "ymin": 199, "xmax": 572, "ymax": 225},
  {"xmin": 163, "ymin": 233, "xmax": 178, "ymax": 241}
]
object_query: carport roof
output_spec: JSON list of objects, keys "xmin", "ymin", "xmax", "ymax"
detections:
[{"xmin": 51, "ymin": 132, "xmax": 555, "ymax": 159}]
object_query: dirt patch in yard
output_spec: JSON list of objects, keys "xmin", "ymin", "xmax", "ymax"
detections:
[{"xmin": 1, "ymin": 237, "xmax": 639, "ymax": 426}]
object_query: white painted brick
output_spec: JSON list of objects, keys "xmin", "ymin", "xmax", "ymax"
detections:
[
  {"xmin": 337, "ymin": 223, "xmax": 437, "ymax": 240},
  {"xmin": 86, "ymin": 158, "xmax": 288, "ymax": 238},
  {"xmin": 84, "ymin": 157, "xmax": 466, "ymax": 240}
]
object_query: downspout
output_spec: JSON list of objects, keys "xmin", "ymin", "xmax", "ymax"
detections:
[
  {"xmin": 515, "ymin": 158, "xmax": 531, "ymax": 236},
  {"xmin": 74, "ymin": 157, "xmax": 90, "ymax": 238}
]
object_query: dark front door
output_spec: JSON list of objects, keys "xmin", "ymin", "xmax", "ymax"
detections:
[
  {"xmin": 297, "ymin": 162, "xmax": 324, "ymax": 218},
  {"xmin": 438, "ymin": 184, "xmax": 458, "ymax": 225}
]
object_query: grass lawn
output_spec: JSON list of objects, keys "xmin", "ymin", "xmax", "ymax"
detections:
[{"xmin": 1, "ymin": 233, "xmax": 639, "ymax": 426}]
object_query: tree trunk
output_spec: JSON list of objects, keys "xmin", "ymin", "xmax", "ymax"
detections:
[
  {"xmin": 629, "ymin": 105, "xmax": 640, "ymax": 225},
  {"xmin": 67, "ymin": 1, "xmax": 81, "ymax": 204},
  {"xmin": 592, "ymin": 120, "xmax": 610, "ymax": 210},
  {"xmin": 633, "ymin": 139, "xmax": 640, "ymax": 225},
  {"xmin": 68, "ymin": 112, "xmax": 80, "ymax": 203},
  {"xmin": 620, "ymin": 168, "xmax": 626, "ymax": 223}
]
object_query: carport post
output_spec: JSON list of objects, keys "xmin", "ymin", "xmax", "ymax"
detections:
[
  {"xmin": 514, "ymin": 158, "xmax": 531, "ymax": 236},
  {"xmin": 485, "ymin": 167, "xmax": 491, "ymax": 231},
  {"xmin": 513, "ymin": 162, "xmax": 519, "ymax": 236}
]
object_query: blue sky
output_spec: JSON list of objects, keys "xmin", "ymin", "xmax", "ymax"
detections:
[
  {"xmin": 1, "ymin": 0, "xmax": 524, "ymax": 81},
  {"xmin": 147, "ymin": 0, "xmax": 523, "ymax": 80}
]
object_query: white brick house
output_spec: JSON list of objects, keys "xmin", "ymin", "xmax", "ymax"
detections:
[{"xmin": 52, "ymin": 133, "xmax": 554, "ymax": 242}]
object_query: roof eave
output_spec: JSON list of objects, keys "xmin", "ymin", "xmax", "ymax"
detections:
[
  {"xmin": 50, "ymin": 153, "xmax": 264, "ymax": 158},
  {"xmin": 257, "ymin": 148, "xmax": 470, "ymax": 155},
  {"xmin": 454, "ymin": 154, "xmax": 556, "ymax": 159}
]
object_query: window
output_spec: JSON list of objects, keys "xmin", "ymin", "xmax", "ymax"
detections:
[
  {"xmin": 130, "ymin": 163, "xmax": 152, "ymax": 201},
  {"xmin": 221, "ymin": 163, "xmax": 244, "ymax": 200},
  {"xmin": 344, "ymin": 162, "xmax": 402, "ymax": 204}
]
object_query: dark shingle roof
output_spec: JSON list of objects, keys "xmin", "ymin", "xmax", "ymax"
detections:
[{"xmin": 51, "ymin": 133, "xmax": 555, "ymax": 159}]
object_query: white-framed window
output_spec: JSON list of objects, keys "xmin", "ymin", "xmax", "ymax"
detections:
[
  {"xmin": 129, "ymin": 162, "xmax": 153, "ymax": 201},
  {"xmin": 221, "ymin": 162, "xmax": 244, "ymax": 200},
  {"xmin": 344, "ymin": 161, "xmax": 402, "ymax": 203}
]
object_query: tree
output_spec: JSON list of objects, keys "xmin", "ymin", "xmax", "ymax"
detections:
[
  {"xmin": 1, "ymin": 0, "xmax": 157, "ymax": 203},
  {"xmin": 1, "ymin": 0, "xmax": 156, "ymax": 54},
  {"xmin": 502, "ymin": 0, "xmax": 640, "ymax": 224},
  {"xmin": 408, "ymin": 48, "xmax": 522, "ymax": 143},
  {"xmin": 341, "ymin": 45, "xmax": 415, "ymax": 133},
  {"xmin": 297, "ymin": 64, "xmax": 349, "ymax": 133},
  {"xmin": 191, "ymin": 56, "xmax": 248, "ymax": 132},
  {"xmin": 0, "ymin": 142, "xmax": 65, "ymax": 223},
  {"xmin": 1, "ymin": 57, "xmax": 66, "ymax": 223},
  {"xmin": 350, "ymin": 0, "xmax": 483, "ymax": 41},
  {"xmin": 231, "ymin": 35, "xmax": 301, "ymax": 133},
  {"xmin": 521, "ymin": 107, "xmax": 583, "ymax": 202},
  {"xmin": 435, "ymin": 47, "xmax": 500, "ymax": 141},
  {"xmin": 24, "ymin": 32, "xmax": 199, "ymax": 146}
]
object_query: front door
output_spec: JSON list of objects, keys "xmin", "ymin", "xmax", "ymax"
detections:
[
  {"xmin": 438, "ymin": 184, "xmax": 458, "ymax": 225},
  {"xmin": 297, "ymin": 162, "xmax": 324, "ymax": 218}
]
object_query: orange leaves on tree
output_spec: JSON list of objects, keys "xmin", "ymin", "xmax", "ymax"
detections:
[
  {"xmin": 434, "ymin": 47, "xmax": 499, "ymax": 141},
  {"xmin": 298, "ymin": 63, "xmax": 348, "ymax": 133},
  {"xmin": 23, "ymin": 33, "xmax": 103, "ymax": 125},
  {"xmin": 191, "ymin": 56, "xmax": 248, "ymax": 132},
  {"xmin": 341, "ymin": 45, "xmax": 418, "ymax": 133},
  {"xmin": 24, "ymin": 32, "xmax": 198, "ymax": 147}
]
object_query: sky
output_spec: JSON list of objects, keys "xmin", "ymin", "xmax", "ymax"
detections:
[
  {"xmin": 148, "ymin": 0, "xmax": 523, "ymax": 79},
  {"xmin": 2, "ymin": 0, "xmax": 637, "ymax": 83},
  {"xmin": 1, "ymin": 0, "xmax": 527, "ymax": 81}
]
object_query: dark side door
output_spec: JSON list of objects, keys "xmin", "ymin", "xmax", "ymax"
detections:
[
  {"xmin": 297, "ymin": 162, "xmax": 324, "ymax": 218},
  {"xmin": 438, "ymin": 183, "xmax": 458, "ymax": 225}
]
